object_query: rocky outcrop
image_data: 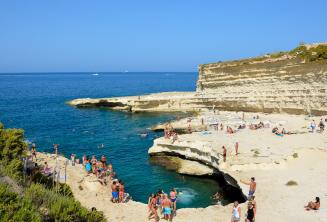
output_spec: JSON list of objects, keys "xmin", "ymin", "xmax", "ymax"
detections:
[
  {"xmin": 196, "ymin": 58, "xmax": 327, "ymax": 115},
  {"xmin": 68, "ymin": 43, "xmax": 327, "ymax": 115}
]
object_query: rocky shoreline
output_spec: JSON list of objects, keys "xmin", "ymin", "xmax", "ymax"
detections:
[{"xmin": 65, "ymin": 44, "xmax": 327, "ymax": 221}]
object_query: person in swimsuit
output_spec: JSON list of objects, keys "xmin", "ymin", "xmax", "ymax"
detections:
[
  {"xmin": 82, "ymin": 154, "xmax": 87, "ymax": 166},
  {"xmin": 240, "ymin": 177, "xmax": 256, "ymax": 199},
  {"xmin": 107, "ymin": 163, "xmax": 114, "ymax": 179},
  {"xmin": 85, "ymin": 159, "xmax": 92, "ymax": 174},
  {"xmin": 31, "ymin": 144, "xmax": 37, "ymax": 161},
  {"xmin": 319, "ymin": 119, "xmax": 325, "ymax": 132},
  {"xmin": 246, "ymin": 202, "xmax": 255, "ymax": 222},
  {"xmin": 212, "ymin": 192, "xmax": 222, "ymax": 205},
  {"xmin": 70, "ymin": 154, "xmax": 75, "ymax": 166},
  {"xmin": 148, "ymin": 194, "xmax": 155, "ymax": 212},
  {"xmin": 305, "ymin": 197, "xmax": 320, "ymax": 210},
  {"xmin": 156, "ymin": 190, "xmax": 164, "ymax": 215},
  {"xmin": 235, "ymin": 142, "xmax": 239, "ymax": 155},
  {"xmin": 162, "ymin": 194, "xmax": 172, "ymax": 220},
  {"xmin": 231, "ymin": 201, "xmax": 241, "ymax": 222},
  {"xmin": 222, "ymin": 146, "xmax": 227, "ymax": 162},
  {"xmin": 249, "ymin": 196, "xmax": 257, "ymax": 220},
  {"xmin": 100, "ymin": 155, "xmax": 107, "ymax": 166},
  {"xmin": 111, "ymin": 181, "xmax": 119, "ymax": 203},
  {"xmin": 118, "ymin": 180, "xmax": 125, "ymax": 203},
  {"xmin": 53, "ymin": 144, "xmax": 59, "ymax": 156},
  {"xmin": 148, "ymin": 194, "xmax": 159, "ymax": 222},
  {"xmin": 170, "ymin": 188, "xmax": 177, "ymax": 216}
]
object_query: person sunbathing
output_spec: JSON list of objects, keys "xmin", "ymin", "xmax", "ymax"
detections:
[
  {"xmin": 42, "ymin": 162, "xmax": 52, "ymax": 176},
  {"xmin": 305, "ymin": 197, "xmax": 320, "ymax": 210},
  {"xmin": 172, "ymin": 132, "xmax": 178, "ymax": 144}
]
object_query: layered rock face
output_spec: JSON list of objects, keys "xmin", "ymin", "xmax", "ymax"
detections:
[
  {"xmin": 69, "ymin": 44, "xmax": 327, "ymax": 115},
  {"xmin": 196, "ymin": 58, "xmax": 327, "ymax": 115}
]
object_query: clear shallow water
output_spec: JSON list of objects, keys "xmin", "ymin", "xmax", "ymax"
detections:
[{"xmin": 0, "ymin": 72, "xmax": 221, "ymax": 208}]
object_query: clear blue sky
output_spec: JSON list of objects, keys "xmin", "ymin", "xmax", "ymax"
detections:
[{"xmin": 0, "ymin": 0, "xmax": 326, "ymax": 72}]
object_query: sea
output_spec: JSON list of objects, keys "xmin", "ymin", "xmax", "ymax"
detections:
[{"xmin": 0, "ymin": 72, "xmax": 222, "ymax": 208}]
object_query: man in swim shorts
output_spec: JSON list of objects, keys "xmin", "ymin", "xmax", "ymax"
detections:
[
  {"xmin": 162, "ymin": 194, "xmax": 172, "ymax": 220},
  {"xmin": 111, "ymin": 181, "xmax": 119, "ymax": 203},
  {"xmin": 240, "ymin": 177, "xmax": 256, "ymax": 199}
]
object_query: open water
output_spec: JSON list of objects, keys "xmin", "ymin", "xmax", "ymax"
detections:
[{"xmin": 0, "ymin": 72, "xmax": 223, "ymax": 208}]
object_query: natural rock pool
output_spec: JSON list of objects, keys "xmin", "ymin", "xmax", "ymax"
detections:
[{"xmin": 0, "ymin": 72, "xmax": 229, "ymax": 208}]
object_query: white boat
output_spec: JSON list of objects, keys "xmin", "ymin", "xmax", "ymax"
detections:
[{"xmin": 92, "ymin": 73, "xmax": 99, "ymax": 76}]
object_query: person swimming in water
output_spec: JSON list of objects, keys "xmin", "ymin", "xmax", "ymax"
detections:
[{"xmin": 212, "ymin": 191, "xmax": 222, "ymax": 205}]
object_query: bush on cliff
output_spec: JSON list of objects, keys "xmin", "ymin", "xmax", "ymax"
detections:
[
  {"xmin": 25, "ymin": 183, "xmax": 105, "ymax": 222},
  {"xmin": 0, "ymin": 123, "xmax": 107, "ymax": 222},
  {"xmin": 290, "ymin": 44, "xmax": 327, "ymax": 62},
  {"xmin": 0, "ymin": 183, "xmax": 42, "ymax": 222},
  {"xmin": 0, "ymin": 123, "xmax": 27, "ymax": 182}
]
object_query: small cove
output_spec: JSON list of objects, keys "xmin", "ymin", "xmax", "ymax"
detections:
[{"xmin": 0, "ymin": 72, "xmax": 226, "ymax": 208}]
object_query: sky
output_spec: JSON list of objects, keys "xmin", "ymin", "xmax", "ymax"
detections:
[{"xmin": 0, "ymin": 0, "xmax": 326, "ymax": 73}]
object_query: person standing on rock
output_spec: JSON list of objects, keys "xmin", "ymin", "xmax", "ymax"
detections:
[
  {"xmin": 240, "ymin": 177, "xmax": 256, "ymax": 199},
  {"xmin": 148, "ymin": 194, "xmax": 159, "ymax": 222},
  {"xmin": 31, "ymin": 143, "xmax": 37, "ymax": 161},
  {"xmin": 231, "ymin": 201, "xmax": 241, "ymax": 222},
  {"xmin": 222, "ymin": 146, "xmax": 227, "ymax": 162},
  {"xmin": 162, "ymin": 194, "xmax": 172, "ymax": 220},
  {"xmin": 235, "ymin": 142, "xmax": 239, "ymax": 155},
  {"xmin": 170, "ymin": 188, "xmax": 177, "ymax": 216}
]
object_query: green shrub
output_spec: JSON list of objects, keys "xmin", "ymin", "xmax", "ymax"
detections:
[
  {"xmin": 0, "ymin": 183, "xmax": 42, "ymax": 222},
  {"xmin": 25, "ymin": 183, "xmax": 106, "ymax": 222},
  {"xmin": 0, "ymin": 123, "xmax": 106, "ymax": 222}
]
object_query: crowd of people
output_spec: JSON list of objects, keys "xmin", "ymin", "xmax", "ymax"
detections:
[
  {"xmin": 164, "ymin": 124, "xmax": 178, "ymax": 144},
  {"xmin": 230, "ymin": 177, "xmax": 257, "ymax": 222},
  {"xmin": 80, "ymin": 154, "xmax": 130, "ymax": 203},
  {"xmin": 28, "ymin": 113, "xmax": 325, "ymax": 221},
  {"xmin": 148, "ymin": 188, "xmax": 178, "ymax": 221},
  {"xmin": 30, "ymin": 143, "xmax": 130, "ymax": 204}
]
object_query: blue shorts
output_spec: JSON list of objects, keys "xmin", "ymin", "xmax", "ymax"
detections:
[
  {"xmin": 163, "ymin": 207, "xmax": 171, "ymax": 215},
  {"xmin": 248, "ymin": 190, "xmax": 255, "ymax": 198},
  {"xmin": 112, "ymin": 191, "xmax": 118, "ymax": 199}
]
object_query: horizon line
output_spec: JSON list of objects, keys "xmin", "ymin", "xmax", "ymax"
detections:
[{"xmin": 0, "ymin": 71, "xmax": 198, "ymax": 74}]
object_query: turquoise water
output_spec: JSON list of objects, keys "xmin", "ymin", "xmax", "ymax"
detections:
[{"xmin": 0, "ymin": 72, "xmax": 222, "ymax": 208}]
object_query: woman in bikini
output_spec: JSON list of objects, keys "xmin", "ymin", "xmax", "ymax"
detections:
[
  {"xmin": 148, "ymin": 194, "xmax": 159, "ymax": 222},
  {"xmin": 305, "ymin": 197, "xmax": 320, "ymax": 210}
]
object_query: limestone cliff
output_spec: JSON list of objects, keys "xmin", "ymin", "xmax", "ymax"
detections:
[
  {"xmin": 196, "ymin": 44, "xmax": 327, "ymax": 115},
  {"xmin": 68, "ymin": 43, "xmax": 327, "ymax": 115}
]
